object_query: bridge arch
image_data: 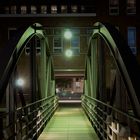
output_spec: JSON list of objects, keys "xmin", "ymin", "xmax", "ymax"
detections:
[{"xmin": 83, "ymin": 22, "xmax": 140, "ymax": 139}]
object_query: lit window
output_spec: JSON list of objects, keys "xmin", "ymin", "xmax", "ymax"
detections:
[
  {"xmin": 61, "ymin": 5, "xmax": 67, "ymax": 13},
  {"xmin": 31, "ymin": 6, "xmax": 37, "ymax": 14},
  {"xmin": 71, "ymin": 5, "xmax": 78, "ymax": 13},
  {"xmin": 51, "ymin": 5, "xmax": 57, "ymax": 13},
  {"xmin": 5, "ymin": 6, "xmax": 9, "ymax": 14},
  {"xmin": 109, "ymin": 0, "xmax": 119, "ymax": 15},
  {"xmin": 21, "ymin": 6, "xmax": 27, "ymax": 14},
  {"xmin": 128, "ymin": 27, "xmax": 136, "ymax": 55},
  {"xmin": 41, "ymin": 5, "xmax": 47, "ymax": 14},
  {"xmin": 11, "ymin": 6, "xmax": 17, "ymax": 14},
  {"xmin": 53, "ymin": 29, "xmax": 63, "ymax": 53},
  {"xmin": 127, "ymin": 0, "xmax": 136, "ymax": 14}
]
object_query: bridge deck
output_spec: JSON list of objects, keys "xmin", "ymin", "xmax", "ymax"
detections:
[{"xmin": 38, "ymin": 103, "xmax": 99, "ymax": 140}]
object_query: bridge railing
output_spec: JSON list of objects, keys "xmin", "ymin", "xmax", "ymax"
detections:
[
  {"xmin": 0, "ymin": 23, "xmax": 57, "ymax": 139},
  {"xmin": 82, "ymin": 95, "xmax": 140, "ymax": 139},
  {"xmin": 0, "ymin": 95, "xmax": 58, "ymax": 139}
]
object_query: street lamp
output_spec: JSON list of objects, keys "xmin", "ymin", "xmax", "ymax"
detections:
[
  {"xmin": 16, "ymin": 78, "xmax": 25, "ymax": 87},
  {"xmin": 64, "ymin": 29, "xmax": 73, "ymax": 57},
  {"xmin": 65, "ymin": 49, "xmax": 73, "ymax": 57},
  {"xmin": 64, "ymin": 29, "xmax": 72, "ymax": 39}
]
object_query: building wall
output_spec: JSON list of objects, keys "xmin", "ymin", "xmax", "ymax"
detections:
[{"xmin": 0, "ymin": 0, "xmax": 139, "ymax": 73}]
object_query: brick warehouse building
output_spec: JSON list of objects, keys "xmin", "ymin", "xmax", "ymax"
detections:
[
  {"xmin": 0, "ymin": 0, "xmax": 140, "ymax": 139},
  {"xmin": 0, "ymin": 0, "xmax": 139, "ymax": 98},
  {"xmin": 0, "ymin": 0, "xmax": 140, "ymax": 100}
]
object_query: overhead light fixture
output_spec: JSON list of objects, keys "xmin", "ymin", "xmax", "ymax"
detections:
[
  {"xmin": 64, "ymin": 29, "xmax": 72, "ymax": 40},
  {"xmin": 16, "ymin": 78, "xmax": 25, "ymax": 87},
  {"xmin": 65, "ymin": 49, "xmax": 73, "ymax": 57}
]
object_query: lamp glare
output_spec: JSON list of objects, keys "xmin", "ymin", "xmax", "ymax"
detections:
[
  {"xmin": 16, "ymin": 78, "xmax": 24, "ymax": 87},
  {"xmin": 65, "ymin": 49, "xmax": 73, "ymax": 57},
  {"xmin": 64, "ymin": 30, "xmax": 72, "ymax": 39}
]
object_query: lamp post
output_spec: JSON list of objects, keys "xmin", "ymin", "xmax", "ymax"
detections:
[{"xmin": 64, "ymin": 29, "xmax": 73, "ymax": 57}]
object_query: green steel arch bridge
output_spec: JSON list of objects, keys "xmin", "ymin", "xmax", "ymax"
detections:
[{"xmin": 0, "ymin": 22, "xmax": 140, "ymax": 140}]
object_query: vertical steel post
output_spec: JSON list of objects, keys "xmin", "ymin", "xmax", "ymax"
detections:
[{"xmin": 30, "ymin": 36, "xmax": 37, "ymax": 140}]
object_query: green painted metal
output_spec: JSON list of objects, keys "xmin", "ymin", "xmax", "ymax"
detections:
[
  {"xmin": 91, "ymin": 39, "xmax": 98, "ymax": 99},
  {"xmin": 1, "ymin": 95, "xmax": 58, "ymax": 139},
  {"xmin": 83, "ymin": 22, "xmax": 140, "ymax": 139},
  {"xmin": 0, "ymin": 23, "xmax": 57, "ymax": 139},
  {"xmin": 38, "ymin": 106, "xmax": 99, "ymax": 140},
  {"xmin": 85, "ymin": 22, "xmax": 140, "ymax": 117},
  {"xmin": 0, "ymin": 23, "xmax": 55, "ymax": 99},
  {"xmin": 82, "ymin": 95, "xmax": 140, "ymax": 139}
]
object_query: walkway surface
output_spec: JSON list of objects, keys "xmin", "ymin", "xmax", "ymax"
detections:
[{"xmin": 38, "ymin": 103, "xmax": 99, "ymax": 140}]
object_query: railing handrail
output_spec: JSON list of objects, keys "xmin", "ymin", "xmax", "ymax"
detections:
[
  {"xmin": 17, "ymin": 95, "xmax": 56, "ymax": 111},
  {"xmin": 82, "ymin": 95, "xmax": 140, "ymax": 123},
  {"xmin": 0, "ymin": 95, "xmax": 57, "ymax": 117}
]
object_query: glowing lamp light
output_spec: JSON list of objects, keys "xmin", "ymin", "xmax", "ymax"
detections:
[
  {"xmin": 64, "ymin": 30, "xmax": 72, "ymax": 39},
  {"xmin": 65, "ymin": 49, "xmax": 73, "ymax": 57},
  {"xmin": 16, "ymin": 78, "xmax": 24, "ymax": 87}
]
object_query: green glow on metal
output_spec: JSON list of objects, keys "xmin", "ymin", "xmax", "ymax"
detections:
[
  {"xmin": 64, "ymin": 29, "xmax": 72, "ymax": 39},
  {"xmin": 65, "ymin": 49, "xmax": 73, "ymax": 57}
]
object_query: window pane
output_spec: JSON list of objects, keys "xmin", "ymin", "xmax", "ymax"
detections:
[
  {"xmin": 11, "ymin": 6, "xmax": 16, "ymax": 14},
  {"xmin": 127, "ymin": 0, "xmax": 136, "ymax": 7},
  {"xmin": 61, "ymin": 5, "xmax": 67, "ymax": 13},
  {"xmin": 21, "ymin": 6, "xmax": 27, "ymax": 14},
  {"xmin": 53, "ymin": 36, "xmax": 63, "ymax": 53},
  {"xmin": 41, "ymin": 5, "xmax": 47, "ymax": 14},
  {"xmin": 71, "ymin": 36, "xmax": 80, "ymax": 55},
  {"xmin": 71, "ymin": 37, "xmax": 80, "ymax": 48},
  {"xmin": 51, "ymin": 5, "xmax": 57, "ymax": 13},
  {"xmin": 71, "ymin": 5, "xmax": 78, "ymax": 13},
  {"xmin": 109, "ymin": 0, "xmax": 119, "ymax": 15},
  {"xmin": 54, "ymin": 37, "xmax": 61, "ymax": 47},
  {"xmin": 110, "ymin": 0, "xmax": 119, "ymax": 6},
  {"xmin": 127, "ymin": 0, "xmax": 136, "ymax": 14},
  {"xmin": 31, "ymin": 6, "xmax": 37, "ymax": 14},
  {"xmin": 54, "ymin": 28, "xmax": 61, "ymax": 35},
  {"xmin": 8, "ymin": 28, "xmax": 16, "ymax": 40},
  {"xmin": 128, "ymin": 27, "xmax": 136, "ymax": 54},
  {"xmin": 5, "ymin": 7, "xmax": 9, "ymax": 14}
]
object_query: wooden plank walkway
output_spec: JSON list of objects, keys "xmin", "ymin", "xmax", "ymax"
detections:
[{"xmin": 38, "ymin": 104, "xmax": 99, "ymax": 140}]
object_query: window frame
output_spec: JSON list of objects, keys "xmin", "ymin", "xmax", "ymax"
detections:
[
  {"xmin": 41, "ymin": 5, "xmax": 47, "ymax": 14},
  {"xmin": 127, "ymin": 27, "xmax": 136, "ymax": 55},
  {"xmin": 31, "ymin": 5, "xmax": 37, "ymax": 14},
  {"xmin": 109, "ymin": 0, "xmax": 119, "ymax": 15},
  {"xmin": 70, "ymin": 28, "xmax": 80, "ymax": 55},
  {"xmin": 53, "ymin": 28, "xmax": 63, "ymax": 54},
  {"xmin": 51, "ymin": 5, "xmax": 57, "ymax": 14},
  {"xmin": 21, "ymin": 6, "xmax": 27, "ymax": 14},
  {"xmin": 10, "ymin": 5, "xmax": 17, "ymax": 14},
  {"xmin": 127, "ymin": 0, "xmax": 136, "ymax": 15}
]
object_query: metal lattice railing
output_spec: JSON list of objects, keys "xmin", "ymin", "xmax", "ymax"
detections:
[
  {"xmin": 0, "ymin": 95, "xmax": 58, "ymax": 140},
  {"xmin": 82, "ymin": 95, "xmax": 140, "ymax": 140}
]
